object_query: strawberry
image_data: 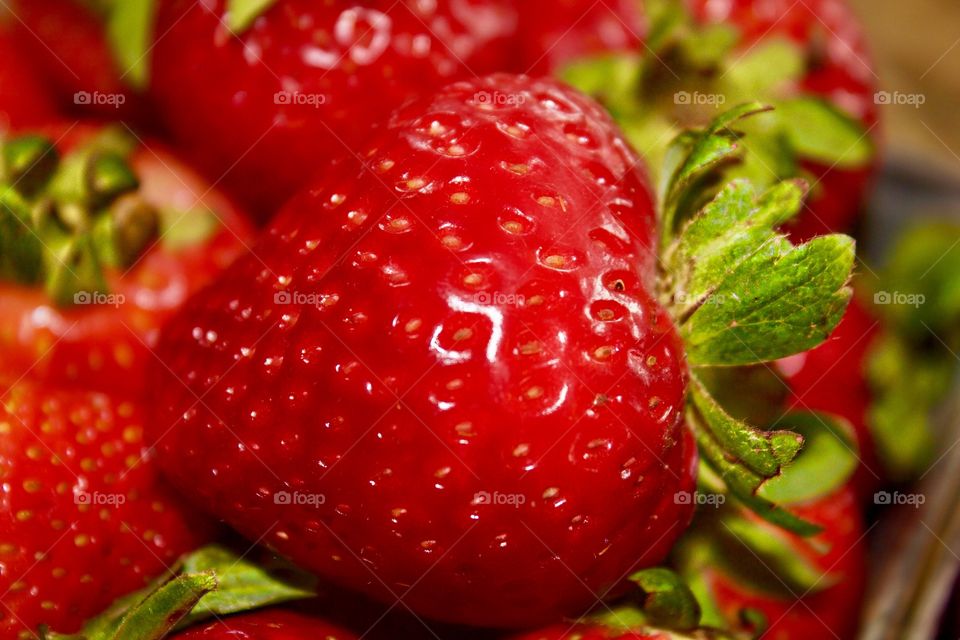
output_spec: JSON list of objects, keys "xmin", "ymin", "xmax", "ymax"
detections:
[
  {"xmin": 7, "ymin": 0, "xmax": 147, "ymax": 123},
  {"xmin": 148, "ymin": 0, "xmax": 522, "ymax": 218},
  {"xmin": 517, "ymin": 1, "xmax": 645, "ymax": 76},
  {"xmin": 678, "ymin": 486, "xmax": 867, "ymax": 640},
  {"xmin": 684, "ymin": 0, "xmax": 878, "ymax": 241},
  {"xmin": 0, "ymin": 28, "xmax": 59, "ymax": 131},
  {"xmin": 147, "ymin": 73, "xmax": 697, "ymax": 628},
  {"xmin": 776, "ymin": 296, "xmax": 883, "ymax": 497},
  {"xmin": 172, "ymin": 608, "xmax": 358, "ymax": 640},
  {"xmin": 0, "ymin": 378, "xmax": 212, "ymax": 637},
  {"xmin": 0, "ymin": 123, "xmax": 253, "ymax": 395}
]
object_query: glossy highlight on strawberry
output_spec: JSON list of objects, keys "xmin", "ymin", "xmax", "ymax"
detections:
[{"xmin": 148, "ymin": 74, "xmax": 696, "ymax": 628}]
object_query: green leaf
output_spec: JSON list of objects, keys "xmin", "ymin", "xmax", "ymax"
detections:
[
  {"xmin": 45, "ymin": 572, "xmax": 217, "ymax": 640},
  {"xmin": 665, "ymin": 179, "xmax": 806, "ymax": 319},
  {"xmin": 227, "ymin": 0, "xmax": 279, "ymax": 33},
  {"xmin": 177, "ymin": 545, "xmax": 317, "ymax": 628},
  {"xmin": 758, "ymin": 412, "xmax": 859, "ymax": 504},
  {"xmin": 659, "ymin": 103, "xmax": 772, "ymax": 242},
  {"xmin": 682, "ymin": 234, "xmax": 855, "ymax": 365},
  {"xmin": 104, "ymin": 0, "xmax": 157, "ymax": 90},
  {"xmin": 628, "ymin": 568, "xmax": 702, "ymax": 630},
  {"xmin": 775, "ymin": 96, "xmax": 874, "ymax": 168},
  {"xmin": 867, "ymin": 334, "xmax": 944, "ymax": 479},
  {"xmin": 45, "ymin": 545, "xmax": 315, "ymax": 640},
  {"xmin": 111, "ymin": 573, "xmax": 217, "ymax": 640},
  {"xmin": 879, "ymin": 222, "xmax": 960, "ymax": 342},
  {"xmin": 690, "ymin": 373, "xmax": 802, "ymax": 477},
  {"xmin": 721, "ymin": 515, "xmax": 837, "ymax": 593},
  {"xmin": 687, "ymin": 407, "xmax": 821, "ymax": 536}
]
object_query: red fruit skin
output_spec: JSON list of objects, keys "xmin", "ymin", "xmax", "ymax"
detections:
[
  {"xmin": 173, "ymin": 608, "xmax": 358, "ymax": 640},
  {"xmin": 8, "ymin": 0, "xmax": 147, "ymax": 122},
  {"xmin": 149, "ymin": 0, "xmax": 521, "ymax": 219},
  {"xmin": 148, "ymin": 74, "xmax": 696, "ymax": 628},
  {"xmin": 776, "ymin": 296, "xmax": 882, "ymax": 497},
  {"xmin": 0, "ymin": 124, "xmax": 253, "ymax": 397},
  {"xmin": 705, "ymin": 486, "xmax": 867, "ymax": 640},
  {"xmin": 518, "ymin": 0, "xmax": 645, "ymax": 76},
  {"xmin": 686, "ymin": 0, "xmax": 878, "ymax": 241},
  {"xmin": 0, "ymin": 28, "xmax": 59, "ymax": 131},
  {"xmin": 0, "ymin": 379, "xmax": 212, "ymax": 637}
]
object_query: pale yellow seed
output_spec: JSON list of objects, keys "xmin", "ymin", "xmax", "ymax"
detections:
[
  {"xmin": 450, "ymin": 192, "xmax": 470, "ymax": 205},
  {"xmin": 524, "ymin": 386, "xmax": 544, "ymax": 400}
]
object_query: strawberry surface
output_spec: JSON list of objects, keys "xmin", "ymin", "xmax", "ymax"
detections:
[
  {"xmin": 0, "ymin": 29, "xmax": 59, "ymax": 131},
  {"xmin": 518, "ymin": 0, "xmax": 645, "ymax": 76},
  {"xmin": 0, "ymin": 124, "xmax": 253, "ymax": 396},
  {"xmin": 148, "ymin": 74, "xmax": 696, "ymax": 627},
  {"xmin": 149, "ymin": 0, "xmax": 522, "ymax": 218},
  {"xmin": 0, "ymin": 379, "xmax": 212, "ymax": 637},
  {"xmin": 173, "ymin": 608, "xmax": 357, "ymax": 640},
  {"xmin": 8, "ymin": 0, "xmax": 147, "ymax": 122}
]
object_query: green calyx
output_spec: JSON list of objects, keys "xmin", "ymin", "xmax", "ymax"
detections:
[
  {"xmin": 41, "ymin": 545, "xmax": 316, "ymax": 640},
  {"xmin": 561, "ymin": 0, "xmax": 874, "ymax": 191},
  {"xmin": 0, "ymin": 128, "xmax": 159, "ymax": 306},
  {"xmin": 656, "ymin": 105, "xmax": 857, "ymax": 535},
  {"xmin": 584, "ymin": 568, "xmax": 752, "ymax": 640}
]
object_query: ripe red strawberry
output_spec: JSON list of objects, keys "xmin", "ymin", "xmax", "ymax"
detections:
[
  {"xmin": 149, "ymin": 0, "xmax": 522, "ymax": 218},
  {"xmin": 173, "ymin": 608, "xmax": 358, "ymax": 640},
  {"xmin": 8, "ymin": 0, "xmax": 146, "ymax": 122},
  {"xmin": 683, "ymin": 486, "xmax": 866, "ymax": 640},
  {"xmin": 0, "ymin": 29, "xmax": 58, "ymax": 131},
  {"xmin": 0, "ymin": 123, "xmax": 253, "ymax": 396},
  {"xmin": 518, "ymin": 1, "xmax": 645, "ymax": 75},
  {"xmin": 148, "ymin": 74, "xmax": 696, "ymax": 627},
  {"xmin": 776, "ymin": 296, "xmax": 883, "ymax": 497},
  {"xmin": 0, "ymin": 378, "xmax": 212, "ymax": 637},
  {"xmin": 685, "ymin": 0, "xmax": 878, "ymax": 241}
]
